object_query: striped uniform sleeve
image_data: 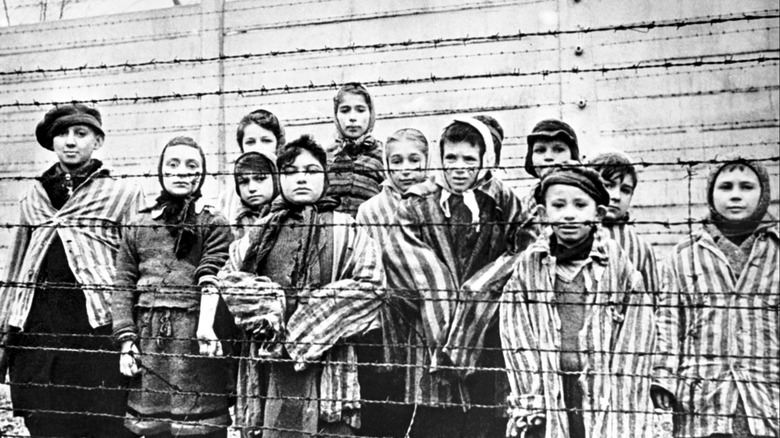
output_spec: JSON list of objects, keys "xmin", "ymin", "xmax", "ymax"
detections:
[
  {"xmin": 653, "ymin": 256, "xmax": 682, "ymax": 395},
  {"xmin": 285, "ymin": 214, "xmax": 385, "ymax": 365}
]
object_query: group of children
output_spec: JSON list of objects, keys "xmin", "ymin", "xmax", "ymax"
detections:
[{"xmin": 0, "ymin": 82, "xmax": 776, "ymax": 438}]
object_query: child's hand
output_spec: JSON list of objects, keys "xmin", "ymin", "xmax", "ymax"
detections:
[
  {"xmin": 197, "ymin": 326, "xmax": 223, "ymax": 357},
  {"xmin": 119, "ymin": 342, "xmax": 140, "ymax": 377},
  {"xmin": 651, "ymin": 386, "xmax": 675, "ymax": 411}
]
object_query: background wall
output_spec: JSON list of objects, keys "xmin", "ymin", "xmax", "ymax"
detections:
[{"xmin": 1, "ymin": 0, "xmax": 778, "ymax": 272}]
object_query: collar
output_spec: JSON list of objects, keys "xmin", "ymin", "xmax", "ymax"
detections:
[
  {"xmin": 530, "ymin": 226, "xmax": 610, "ymax": 265},
  {"xmin": 151, "ymin": 197, "xmax": 210, "ymax": 219}
]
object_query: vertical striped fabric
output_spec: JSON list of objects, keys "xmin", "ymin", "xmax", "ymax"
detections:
[
  {"xmin": 500, "ymin": 228, "xmax": 656, "ymax": 438},
  {"xmin": 1, "ymin": 167, "xmax": 145, "ymax": 329},
  {"xmin": 221, "ymin": 210, "xmax": 384, "ymax": 427},
  {"xmin": 382, "ymin": 177, "xmax": 529, "ymax": 406},
  {"xmin": 654, "ymin": 225, "xmax": 779, "ymax": 437},
  {"xmin": 604, "ymin": 221, "xmax": 659, "ymax": 294}
]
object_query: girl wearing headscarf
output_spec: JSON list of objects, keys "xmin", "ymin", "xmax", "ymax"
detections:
[
  {"xmin": 382, "ymin": 116, "xmax": 534, "ymax": 438},
  {"xmin": 355, "ymin": 128, "xmax": 430, "ymax": 437},
  {"xmin": 233, "ymin": 151, "xmax": 279, "ymax": 239},
  {"xmin": 219, "ymin": 135, "xmax": 384, "ymax": 437},
  {"xmin": 222, "ymin": 109, "xmax": 286, "ymax": 239},
  {"xmin": 654, "ymin": 157, "xmax": 778, "ymax": 438},
  {"xmin": 112, "ymin": 136, "xmax": 234, "ymax": 437},
  {"xmin": 325, "ymin": 82, "xmax": 385, "ymax": 217}
]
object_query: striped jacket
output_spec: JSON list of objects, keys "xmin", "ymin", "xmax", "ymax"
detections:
[
  {"xmin": 654, "ymin": 224, "xmax": 779, "ymax": 437},
  {"xmin": 383, "ymin": 176, "xmax": 530, "ymax": 405},
  {"xmin": 500, "ymin": 228, "xmax": 656, "ymax": 438},
  {"xmin": 222, "ymin": 209, "xmax": 384, "ymax": 427},
  {"xmin": 604, "ymin": 220, "xmax": 659, "ymax": 294},
  {"xmin": 1, "ymin": 165, "xmax": 145, "ymax": 329}
]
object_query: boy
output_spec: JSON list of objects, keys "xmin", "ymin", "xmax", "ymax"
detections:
[
  {"xmin": 653, "ymin": 158, "xmax": 778, "ymax": 438},
  {"xmin": 383, "ymin": 116, "xmax": 533, "ymax": 438},
  {"xmin": 590, "ymin": 151, "xmax": 659, "ymax": 292},
  {"xmin": 219, "ymin": 135, "xmax": 384, "ymax": 437},
  {"xmin": 0, "ymin": 103, "xmax": 144, "ymax": 437},
  {"xmin": 501, "ymin": 163, "xmax": 656, "ymax": 438}
]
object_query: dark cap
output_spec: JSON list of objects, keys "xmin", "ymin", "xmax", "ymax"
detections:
[
  {"xmin": 525, "ymin": 119, "xmax": 580, "ymax": 177},
  {"xmin": 35, "ymin": 103, "xmax": 104, "ymax": 151},
  {"xmin": 535, "ymin": 161, "xmax": 609, "ymax": 207}
]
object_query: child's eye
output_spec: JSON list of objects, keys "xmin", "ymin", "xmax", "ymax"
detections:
[
  {"xmin": 237, "ymin": 177, "xmax": 249, "ymax": 185},
  {"xmin": 253, "ymin": 174, "xmax": 269, "ymax": 182},
  {"xmin": 739, "ymin": 182, "xmax": 756, "ymax": 190},
  {"xmin": 533, "ymin": 146, "xmax": 546, "ymax": 154},
  {"xmin": 603, "ymin": 180, "xmax": 616, "ymax": 189},
  {"xmin": 244, "ymin": 139, "xmax": 255, "ymax": 145},
  {"xmin": 717, "ymin": 182, "xmax": 733, "ymax": 190},
  {"xmin": 443, "ymin": 154, "xmax": 457, "ymax": 162},
  {"xmin": 620, "ymin": 186, "xmax": 633, "ymax": 195},
  {"xmin": 339, "ymin": 106, "xmax": 351, "ymax": 113}
]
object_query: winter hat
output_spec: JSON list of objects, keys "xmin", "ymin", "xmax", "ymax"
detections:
[
  {"xmin": 536, "ymin": 161, "xmax": 609, "ymax": 206},
  {"xmin": 706, "ymin": 157, "xmax": 771, "ymax": 234},
  {"xmin": 525, "ymin": 119, "xmax": 580, "ymax": 178},
  {"xmin": 234, "ymin": 151, "xmax": 279, "ymax": 199},
  {"xmin": 36, "ymin": 103, "xmax": 104, "ymax": 150},
  {"xmin": 333, "ymin": 82, "xmax": 376, "ymax": 139}
]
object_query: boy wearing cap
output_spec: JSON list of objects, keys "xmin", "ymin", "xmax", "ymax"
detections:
[
  {"xmin": 383, "ymin": 116, "xmax": 534, "ymax": 438},
  {"xmin": 500, "ymin": 163, "xmax": 656, "ymax": 438},
  {"xmin": 0, "ymin": 104, "xmax": 144, "ymax": 437},
  {"xmin": 590, "ymin": 151, "xmax": 659, "ymax": 293}
]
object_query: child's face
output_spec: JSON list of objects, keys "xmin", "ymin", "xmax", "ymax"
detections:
[
  {"xmin": 336, "ymin": 93, "xmax": 371, "ymax": 139},
  {"xmin": 712, "ymin": 165, "xmax": 761, "ymax": 221},
  {"xmin": 602, "ymin": 173, "xmax": 635, "ymax": 221},
  {"xmin": 280, "ymin": 149, "xmax": 325, "ymax": 205},
  {"xmin": 242, "ymin": 123, "xmax": 278, "ymax": 155},
  {"xmin": 531, "ymin": 139, "xmax": 570, "ymax": 177},
  {"xmin": 237, "ymin": 170, "xmax": 275, "ymax": 208},
  {"xmin": 162, "ymin": 145, "xmax": 203, "ymax": 197},
  {"xmin": 387, "ymin": 139, "xmax": 427, "ymax": 192},
  {"xmin": 442, "ymin": 140, "xmax": 481, "ymax": 194},
  {"xmin": 52, "ymin": 124, "xmax": 103, "ymax": 170},
  {"xmin": 541, "ymin": 184, "xmax": 605, "ymax": 246}
]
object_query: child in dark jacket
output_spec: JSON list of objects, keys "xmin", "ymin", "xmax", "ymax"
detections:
[{"xmin": 112, "ymin": 136, "xmax": 233, "ymax": 437}]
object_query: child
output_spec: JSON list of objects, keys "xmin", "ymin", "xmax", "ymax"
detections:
[
  {"xmin": 112, "ymin": 136, "xmax": 234, "ymax": 437},
  {"xmin": 590, "ymin": 151, "xmax": 659, "ymax": 292},
  {"xmin": 500, "ymin": 163, "xmax": 656, "ymax": 438},
  {"xmin": 325, "ymin": 82, "xmax": 385, "ymax": 217},
  {"xmin": 522, "ymin": 119, "xmax": 581, "ymax": 233},
  {"xmin": 219, "ymin": 135, "xmax": 384, "ymax": 437},
  {"xmin": 383, "ymin": 116, "xmax": 533, "ymax": 438},
  {"xmin": 653, "ymin": 158, "xmax": 778, "ymax": 438},
  {"xmin": 355, "ymin": 128, "xmax": 430, "ymax": 437},
  {"xmin": 233, "ymin": 151, "xmax": 279, "ymax": 239},
  {"xmin": 222, "ymin": 109, "xmax": 286, "ymax": 237},
  {"xmin": 1, "ymin": 103, "xmax": 144, "ymax": 437}
]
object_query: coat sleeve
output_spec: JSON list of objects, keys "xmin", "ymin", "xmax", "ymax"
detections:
[
  {"xmin": 285, "ymin": 215, "xmax": 385, "ymax": 365},
  {"xmin": 196, "ymin": 212, "xmax": 232, "ymax": 286},
  {"xmin": 0, "ymin": 199, "xmax": 32, "ymax": 371},
  {"xmin": 111, "ymin": 220, "xmax": 141, "ymax": 341},
  {"xmin": 653, "ymin": 257, "xmax": 682, "ymax": 395},
  {"xmin": 499, "ymin": 256, "xmax": 545, "ymax": 412},
  {"xmin": 381, "ymin": 196, "xmax": 458, "ymax": 368}
]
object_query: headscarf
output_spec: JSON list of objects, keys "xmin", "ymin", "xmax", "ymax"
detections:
[
  {"xmin": 331, "ymin": 83, "xmax": 378, "ymax": 156},
  {"xmin": 144, "ymin": 136, "xmax": 206, "ymax": 259},
  {"xmin": 234, "ymin": 151, "xmax": 279, "ymax": 202},
  {"xmin": 706, "ymin": 157, "xmax": 772, "ymax": 243},
  {"xmin": 435, "ymin": 117, "xmax": 500, "ymax": 230},
  {"xmin": 382, "ymin": 128, "xmax": 430, "ymax": 194}
]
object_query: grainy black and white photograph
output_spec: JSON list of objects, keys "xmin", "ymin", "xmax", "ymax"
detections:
[{"xmin": 0, "ymin": 1, "xmax": 778, "ymax": 437}]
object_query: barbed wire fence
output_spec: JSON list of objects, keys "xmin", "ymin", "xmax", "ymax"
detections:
[{"xmin": 0, "ymin": 0, "xmax": 778, "ymax": 437}]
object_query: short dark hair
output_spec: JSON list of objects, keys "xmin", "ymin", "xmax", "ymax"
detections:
[
  {"xmin": 590, "ymin": 152, "xmax": 638, "ymax": 189},
  {"xmin": 440, "ymin": 121, "xmax": 485, "ymax": 159},
  {"xmin": 277, "ymin": 134, "xmax": 327, "ymax": 171},
  {"xmin": 236, "ymin": 109, "xmax": 286, "ymax": 153}
]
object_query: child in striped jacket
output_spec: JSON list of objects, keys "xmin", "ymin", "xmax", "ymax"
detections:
[{"xmin": 653, "ymin": 157, "xmax": 778, "ymax": 438}]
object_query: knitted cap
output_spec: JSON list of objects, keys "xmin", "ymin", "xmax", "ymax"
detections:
[
  {"xmin": 35, "ymin": 103, "xmax": 104, "ymax": 150},
  {"xmin": 525, "ymin": 119, "xmax": 580, "ymax": 177},
  {"xmin": 535, "ymin": 161, "xmax": 609, "ymax": 206}
]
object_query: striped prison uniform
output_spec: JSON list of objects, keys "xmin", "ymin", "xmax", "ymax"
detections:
[
  {"xmin": 604, "ymin": 219, "xmax": 659, "ymax": 295},
  {"xmin": 654, "ymin": 225, "xmax": 779, "ymax": 437},
  {"xmin": 500, "ymin": 228, "xmax": 656, "ymax": 438},
  {"xmin": 382, "ymin": 176, "xmax": 531, "ymax": 409},
  {"xmin": 222, "ymin": 209, "xmax": 384, "ymax": 429},
  {"xmin": 1, "ymin": 166, "xmax": 145, "ymax": 330}
]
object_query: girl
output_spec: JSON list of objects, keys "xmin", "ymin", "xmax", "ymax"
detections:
[
  {"xmin": 112, "ymin": 136, "xmax": 233, "ymax": 437},
  {"xmin": 233, "ymin": 151, "xmax": 279, "ymax": 239},
  {"xmin": 355, "ymin": 128, "xmax": 430, "ymax": 438},
  {"xmin": 326, "ymin": 82, "xmax": 385, "ymax": 217},
  {"xmin": 654, "ymin": 158, "xmax": 778, "ymax": 438},
  {"xmin": 220, "ymin": 135, "xmax": 384, "ymax": 437},
  {"xmin": 222, "ymin": 109, "xmax": 286, "ymax": 238}
]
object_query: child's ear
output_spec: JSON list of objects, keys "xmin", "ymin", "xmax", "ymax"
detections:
[
  {"xmin": 596, "ymin": 205, "xmax": 607, "ymax": 221},
  {"xmin": 536, "ymin": 204, "xmax": 547, "ymax": 223}
]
